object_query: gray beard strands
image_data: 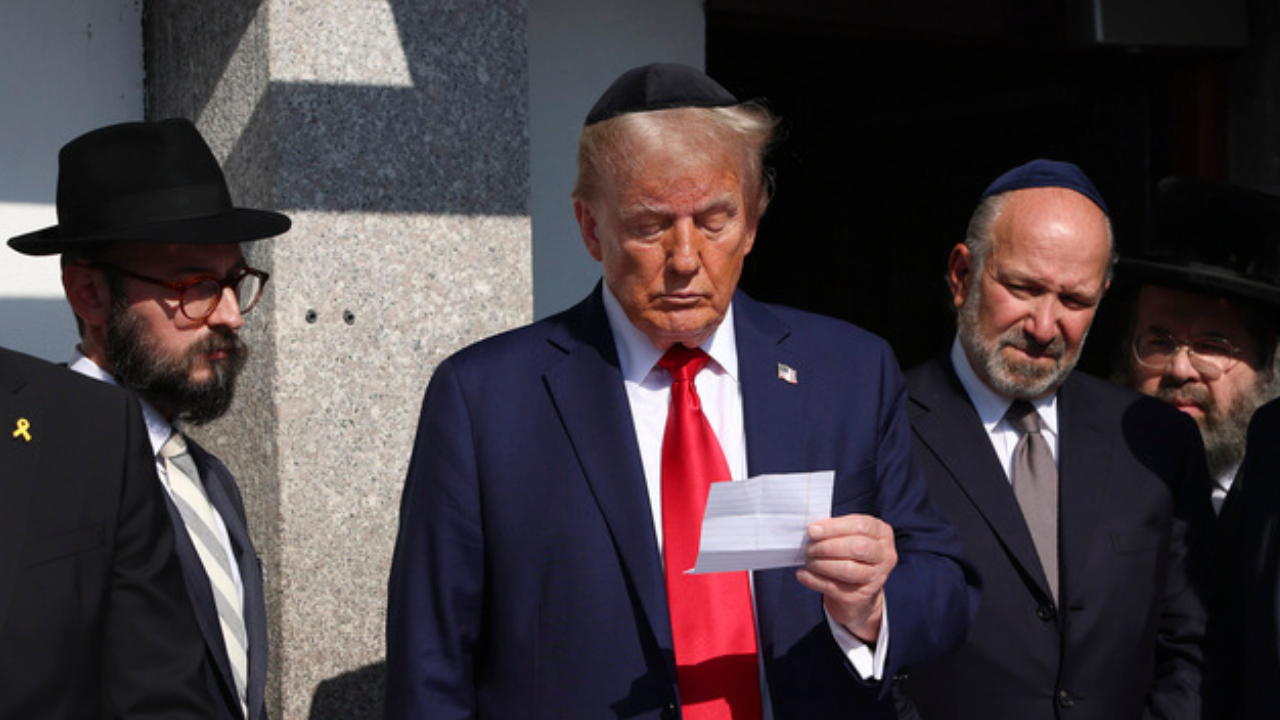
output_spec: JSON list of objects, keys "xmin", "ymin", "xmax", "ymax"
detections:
[
  {"xmin": 958, "ymin": 285, "xmax": 1082, "ymax": 400},
  {"xmin": 1154, "ymin": 380, "xmax": 1266, "ymax": 480}
]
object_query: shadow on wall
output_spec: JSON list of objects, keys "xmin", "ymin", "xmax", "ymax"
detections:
[
  {"xmin": 147, "ymin": 0, "xmax": 529, "ymax": 218},
  {"xmin": 307, "ymin": 662, "xmax": 385, "ymax": 720}
]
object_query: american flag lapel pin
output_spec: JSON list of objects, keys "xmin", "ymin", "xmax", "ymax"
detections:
[{"xmin": 777, "ymin": 362, "xmax": 798, "ymax": 385}]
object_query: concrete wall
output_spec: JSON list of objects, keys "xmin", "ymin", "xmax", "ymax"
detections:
[{"xmin": 145, "ymin": 1, "xmax": 531, "ymax": 717}]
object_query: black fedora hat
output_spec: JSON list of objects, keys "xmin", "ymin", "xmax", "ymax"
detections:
[
  {"xmin": 8, "ymin": 118, "xmax": 290, "ymax": 256},
  {"xmin": 1120, "ymin": 176, "xmax": 1280, "ymax": 308}
]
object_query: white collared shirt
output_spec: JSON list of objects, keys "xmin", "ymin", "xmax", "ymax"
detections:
[
  {"xmin": 600, "ymin": 286, "xmax": 886, "ymax": 686},
  {"xmin": 949, "ymin": 337, "xmax": 1060, "ymax": 479},
  {"xmin": 603, "ymin": 288, "xmax": 747, "ymax": 548},
  {"xmin": 69, "ymin": 348, "xmax": 246, "ymax": 610}
]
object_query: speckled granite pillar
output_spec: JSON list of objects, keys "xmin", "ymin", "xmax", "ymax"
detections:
[{"xmin": 145, "ymin": 1, "xmax": 531, "ymax": 718}]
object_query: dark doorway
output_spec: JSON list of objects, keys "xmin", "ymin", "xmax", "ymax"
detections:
[{"xmin": 707, "ymin": 1, "xmax": 1236, "ymax": 375}]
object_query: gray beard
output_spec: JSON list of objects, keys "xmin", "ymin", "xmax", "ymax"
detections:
[
  {"xmin": 957, "ymin": 285, "xmax": 1083, "ymax": 399},
  {"xmin": 1150, "ymin": 379, "xmax": 1270, "ymax": 480}
]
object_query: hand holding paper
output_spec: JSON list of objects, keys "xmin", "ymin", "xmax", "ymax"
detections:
[
  {"xmin": 689, "ymin": 470, "xmax": 834, "ymax": 574},
  {"xmin": 797, "ymin": 513, "xmax": 897, "ymax": 644},
  {"xmin": 687, "ymin": 468, "xmax": 894, "ymax": 642}
]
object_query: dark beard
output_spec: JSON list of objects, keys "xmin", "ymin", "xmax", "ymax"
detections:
[{"xmin": 105, "ymin": 302, "xmax": 248, "ymax": 425}]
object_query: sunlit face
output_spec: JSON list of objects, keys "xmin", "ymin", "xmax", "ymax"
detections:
[
  {"xmin": 1126, "ymin": 284, "xmax": 1272, "ymax": 474},
  {"xmin": 951, "ymin": 188, "xmax": 1112, "ymax": 399},
  {"xmin": 574, "ymin": 122, "xmax": 756, "ymax": 350},
  {"xmin": 101, "ymin": 242, "xmax": 251, "ymax": 423}
]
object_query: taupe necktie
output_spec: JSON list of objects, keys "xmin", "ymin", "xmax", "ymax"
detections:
[
  {"xmin": 160, "ymin": 432, "xmax": 250, "ymax": 717},
  {"xmin": 1007, "ymin": 400, "xmax": 1059, "ymax": 603}
]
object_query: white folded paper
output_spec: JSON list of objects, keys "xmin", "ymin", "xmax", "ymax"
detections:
[{"xmin": 688, "ymin": 470, "xmax": 835, "ymax": 574}]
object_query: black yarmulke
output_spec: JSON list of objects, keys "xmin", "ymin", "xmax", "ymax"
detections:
[
  {"xmin": 981, "ymin": 159, "xmax": 1109, "ymax": 215},
  {"xmin": 584, "ymin": 63, "xmax": 739, "ymax": 126}
]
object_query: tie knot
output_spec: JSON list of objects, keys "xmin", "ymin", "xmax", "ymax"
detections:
[
  {"xmin": 658, "ymin": 344, "xmax": 710, "ymax": 382},
  {"xmin": 160, "ymin": 431, "xmax": 189, "ymax": 459},
  {"xmin": 1006, "ymin": 400, "xmax": 1042, "ymax": 435}
]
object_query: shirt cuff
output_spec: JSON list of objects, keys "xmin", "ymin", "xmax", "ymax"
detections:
[{"xmin": 824, "ymin": 599, "xmax": 890, "ymax": 680}]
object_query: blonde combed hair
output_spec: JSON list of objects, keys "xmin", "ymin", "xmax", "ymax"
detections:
[{"xmin": 571, "ymin": 103, "xmax": 778, "ymax": 224}]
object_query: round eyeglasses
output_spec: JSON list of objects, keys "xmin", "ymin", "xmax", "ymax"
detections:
[
  {"xmin": 1132, "ymin": 331, "xmax": 1241, "ymax": 381},
  {"xmin": 94, "ymin": 263, "xmax": 270, "ymax": 322}
]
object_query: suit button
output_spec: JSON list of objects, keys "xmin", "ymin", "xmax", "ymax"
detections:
[
  {"xmin": 1036, "ymin": 603, "xmax": 1056, "ymax": 621},
  {"xmin": 663, "ymin": 701, "xmax": 678, "ymax": 719},
  {"xmin": 1058, "ymin": 689, "xmax": 1076, "ymax": 708}
]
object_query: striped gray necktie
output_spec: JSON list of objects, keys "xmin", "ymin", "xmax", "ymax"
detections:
[
  {"xmin": 1007, "ymin": 400, "xmax": 1059, "ymax": 604},
  {"xmin": 161, "ymin": 432, "xmax": 249, "ymax": 717}
]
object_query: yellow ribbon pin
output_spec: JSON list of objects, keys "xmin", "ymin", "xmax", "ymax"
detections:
[{"xmin": 13, "ymin": 418, "xmax": 31, "ymax": 442}]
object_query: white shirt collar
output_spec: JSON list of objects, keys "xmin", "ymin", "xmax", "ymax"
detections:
[
  {"xmin": 949, "ymin": 336, "xmax": 1059, "ymax": 436},
  {"xmin": 68, "ymin": 347, "xmax": 176, "ymax": 455},
  {"xmin": 600, "ymin": 283, "xmax": 739, "ymax": 383}
]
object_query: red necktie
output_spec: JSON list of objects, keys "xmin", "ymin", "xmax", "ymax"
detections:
[{"xmin": 659, "ymin": 344, "xmax": 762, "ymax": 720}]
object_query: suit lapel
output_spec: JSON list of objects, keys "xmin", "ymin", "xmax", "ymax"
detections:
[
  {"xmin": 1054, "ymin": 376, "xmax": 1111, "ymax": 603},
  {"xmin": 0, "ymin": 354, "xmax": 38, "ymax": 632},
  {"xmin": 730, "ymin": 295, "xmax": 813, "ymax": 647},
  {"xmin": 188, "ymin": 440, "xmax": 267, "ymax": 719},
  {"xmin": 734, "ymin": 293, "xmax": 805, "ymax": 482},
  {"xmin": 161, "ymin": 482, "xmax": 239, "ymax": 709},
  {"xmin": 910, "ymin": 357, "xmax": 1053, "ymax": 600},
  {"xmin": 164, "ymin": 438, "xmax": 263, "ymax": 717},
  {"xmin": 542, "ymin": 290, "xmax": 673, "ymax": 665}
]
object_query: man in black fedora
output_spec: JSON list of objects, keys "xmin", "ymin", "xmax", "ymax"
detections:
[
  {"xmin": 8, "ymin": 118, "xmax": 290, "ymax": 720},
  {"xmin": 1113, "ymin": 176, "xmax": 1280, "ymax": 518}
]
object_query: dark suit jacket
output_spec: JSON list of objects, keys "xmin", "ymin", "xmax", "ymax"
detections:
[
  {"xmin": 0, "ymin": 346, "xmax": 215, "ymax": 719},
  {"xmin": 163, "ymin": 435, "xmax": 270, "ymax": 720},
  {"xmin": 1202, "ymin": 397, "xmax": 1280, "ymax": 719},
  {"xmin": 384, "ymin": 287, "xmax": 978, "ymax": 720},
  {"xmin": 899, "ymin": 355, "xmax": 1211, "ymax": 720}
]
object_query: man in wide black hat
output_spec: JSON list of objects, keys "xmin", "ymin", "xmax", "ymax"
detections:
[
  {"xmin": 8, "ymin": 118, "xmax": 290, "ymax": 720},
  {"xmin": 384, "ymin": 63, "xmax": 976, "ymax": 719},
  {"xmin": 1114, "ymin": 176, "xmax": 1280, "ymax": 517}
]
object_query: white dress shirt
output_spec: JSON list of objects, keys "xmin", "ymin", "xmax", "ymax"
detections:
[
  {"xmin": 600, "ymin": 286, "xmax": 887, "ymax": 688},
  {"xmin": 949, "ymin": 337, "xmax": 1060, "ymax": 479},
  {"xmin": 69, "ymin": 348, "xmax": 246, "ymax": 609}
]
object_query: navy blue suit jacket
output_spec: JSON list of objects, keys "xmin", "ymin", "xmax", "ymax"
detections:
[
  {"xmin": 163, "ymin": 437, "xmax": 270, "ymax": 720},
  {"xmin": 900, "ymin": 355, "xmax": 1210, "ymax": 720},
  {"xmin": 385, "ymin": 288, "xmax": 976, "ymax": 719}
]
